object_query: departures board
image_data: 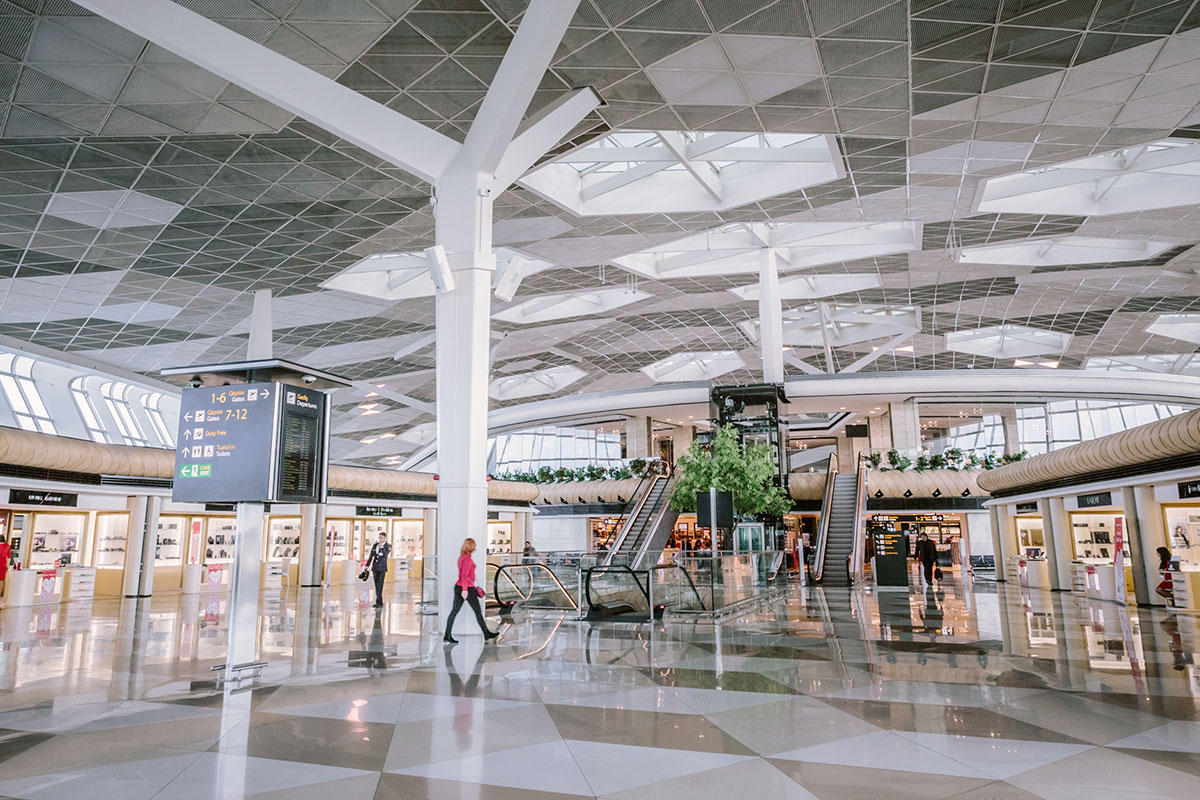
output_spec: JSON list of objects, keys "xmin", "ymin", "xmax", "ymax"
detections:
[{"xmin": 173, "ymin": 382, "xmax": 328, "ymax": 504}]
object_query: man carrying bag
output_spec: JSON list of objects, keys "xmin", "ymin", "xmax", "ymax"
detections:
[{"xmin": 366, "ymin": 532, "xmax": 391, "ymax": 607}]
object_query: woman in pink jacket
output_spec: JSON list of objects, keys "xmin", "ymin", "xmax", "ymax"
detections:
[{"xmin": 443, "ymin": 537, "xmax": 499, "ymax": 644}]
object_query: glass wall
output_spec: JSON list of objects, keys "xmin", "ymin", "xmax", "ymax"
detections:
[{"xmin": 491, "ymin": 424, "xmax": 624, "ymax": 472}]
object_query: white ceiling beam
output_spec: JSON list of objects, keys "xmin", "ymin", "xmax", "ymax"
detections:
[
  {"xmin": 494, "ymin": 86, "xmax": 603, "ymax": 188},
  {"xmin": 73, "ymin": 0, "xmax": 458, "ymax": 184},
  {"xmin": 393, "ymin": 332, "xmax": 436, "ymax": 360},
  {"xmin": 816, "ymin": 302, "xmax": 835, "ymax": 373},
  {"xmin": 1172, "ymin": 353, "xmax": 1195, "ymax": 374},
  {"xmin": 556, "ymin": 147, "xmax": 675, "ymax": 163},
  {"xmin": 657, "ymin": 131, "xmax": 722, "ymax": 202},
  {"xmin": 784, "ymin": 352, "xmax": 825, "ymax": 375},
  {"xmin": 581, "ymin": 160, "xmax": 672, "ymax": 201},
  {"xmin": 685, "ymin": 131, "xmax": 756, "ymax": 158},
  {"xmin": 839, "ymin": 331, "xmax": 916, "ymax": 374},
  {"xmin": 456, "ymin": 0, "xmax": 582, "ymax": 176},
  {"xmin": 355, "ymin": 382, "xmax": 436, "ymax": 416}
]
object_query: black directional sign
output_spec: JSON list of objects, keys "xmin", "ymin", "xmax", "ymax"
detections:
[{"xmin": 172, "ymin": 382, "xmax": 328, "ymax": 504}]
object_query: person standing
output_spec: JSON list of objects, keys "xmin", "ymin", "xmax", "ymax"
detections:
[
  {"xmin": 0, "ymin": 534, "xmax": 13, "ymax": 597},
  {"xmin": 915, "ymin": 532, "xmax": 938, "ymax": 589},
  {"xmin": 443, "ymin": 537, "xmax": 498, "ymax": 644},
  {"xmin": 366, "ymin": 532, "xmax": 391, "ymax": 608}
]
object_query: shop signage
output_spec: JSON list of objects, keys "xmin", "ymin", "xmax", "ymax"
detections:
[
  {"xmin": 1077, "ymin": 491, "xmax": 1113, "ymax": 509},
  {"xmin": 173, "ymin": 382, "xmax": 328, "ymax": 504},
  {"xmin": 8, "ymin": 489, "xmax": 77, "ymax": 507},
  {"xmin": 1015, "ymin": 502, "xmax": 1039, "ymax": 514},
  {"xmin": 1179, "ymin": 481, "xmax": 1200, "ymax": 500},
  {"xmin": 1113, "ymin": 517, "xmax": 1126, "ymax": 605},
  {"xmin": 356, "ymin": 506, "xmax": 400, "ymax": 517}
]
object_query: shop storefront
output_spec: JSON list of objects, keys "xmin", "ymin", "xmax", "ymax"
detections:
[{"xmin": 1065, "ymin": 491, "xmax": 1133, "ymax": 603}]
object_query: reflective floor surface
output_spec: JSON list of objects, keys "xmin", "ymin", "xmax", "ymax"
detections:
[{"xmin": 2, "ymin": 572, "xmax": 1200, "ymax": 799}]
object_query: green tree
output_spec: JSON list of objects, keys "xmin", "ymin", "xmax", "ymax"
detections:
[{"xmin": 669, "ymin": 425, "xmax": 791, "ymax": 517}]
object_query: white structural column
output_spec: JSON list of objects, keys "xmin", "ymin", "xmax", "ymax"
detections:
[
  {"xmin": 992, "ymin": 503, "xmax": 1016, "ymax": 581},
  {"xmin": 228, "ymin": 502, "xmax": 265, "ymax": 668},
  {"xmin": 626, "ymin": 416, "xmax": 653, "ymax": 458},
  {"xmin": 998, "ymin": 407, "xmax": 1021, "ymax": 454},
  {"xmin": 1120, "ymin": 486, "xmax": 1152, "ymax": 605},
  {"xmin": 123, "ymin": 495, "xmax": 161, "ymax": 598},
  {"xmin": 434, "ymin": 173, "xmax": 496, "ymax": 634},
  {"xmin": 888, "ymin": 400, "xmax": 921, "ymax": 455},
  {"xmin": 1130, "ymin": 485, "xmax": 1169, "ymax": 605},
  {"xmin": 1040, "ymin": 496, "xmax": 1073, "ymax": 591},
  {"xmin": 868, "ymin": 413, "xmax": 892, "ymax": 453},
  {"xmin": 298, "ymin": 503, "xmax": 325, "ymax": 587},
  {"xmin": 758, "ymin": 248, "xmax": 784, "ymax": 384}
]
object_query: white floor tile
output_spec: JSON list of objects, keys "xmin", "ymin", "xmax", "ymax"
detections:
[
  {"xmin": 771, "ymin": 730, "xmax": 990, "ymax": 778},
  {"xmin": 391, "ymin": 739, "xmax": 593, "ymax": 795},
  {"xmin": 1109, "ymin": 720, "xmax": 1200, "ymax": 753},
  {"xmin": 564, "ymin": 738, "xmax": 753, "ymax": 796},
  {"xmin": 895, "ymin": 731, "xmax": 1092, "ymax": 779}
]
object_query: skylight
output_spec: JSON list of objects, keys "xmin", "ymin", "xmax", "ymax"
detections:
[
  {"xmin": 613, "ymin": 221, "xmax": 922, "ymax": 280},
  {"xmin": 322, "ymin": 248, "xmax": 549, "ymax": 301},
  {"xmin": 493, "ymin": 287, "xmax": 653, "ymax": 325},
  {"xmin": 1147, "ymin": 313, "xmax": 1200, "ymax": 345},
  {"xmin": 520, "ymin": 129, "xmax": 844, "ymax": 215},
  {"xmin": 957, "ymin": 235, "xmax": 1175, "ymax": 267},
  {"xmin": 945, "ymin": 325, "xmax": 1072, "ymax": 359},
  {"xmin": 44, "ymin": 189, "xmax": 183, "ymax": 229},
  {"xmin": 489, "ymin": 365, "xmax": 587, "ymax": 401},
  {"xmin": 641, "ymin": 351, "xmax": 744, "ymax": 383},
  {"xmin": 973, "ymin": 138, "xmax": 1200, "ymax": 216}
]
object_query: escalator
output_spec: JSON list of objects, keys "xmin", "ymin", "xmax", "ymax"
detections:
[
  {"xmin": 604, "ymin": 474, "xmax": 678, "ymax": 569},
  {"xmin": 813, "ymin": 455, "xmax": 866, "ymax": 586}
]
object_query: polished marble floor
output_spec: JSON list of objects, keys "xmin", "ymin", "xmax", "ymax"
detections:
[{"xmin": 2, "ymin": 570, "xmax": 1200, "ymax": 799}]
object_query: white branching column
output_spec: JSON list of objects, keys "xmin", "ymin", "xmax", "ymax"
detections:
[
  {"xmin": 434, "ymin": 171, "xmax": 495, "ymax": 634},
  {"xmin": 758, "ymin": 247, "xmax": 784, "ymax": 384}
]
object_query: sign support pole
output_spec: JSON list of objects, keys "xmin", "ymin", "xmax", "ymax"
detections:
[{"xmin": 228, "ymin": 501, "xmax": 265, "ymax": 672}]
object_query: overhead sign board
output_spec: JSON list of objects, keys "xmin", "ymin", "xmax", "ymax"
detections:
[
  {"xmin": 8, "ymin": 489, "xmax": 77, "ymax": 507},
  {"xmin": 1179, "ymin": 480, "xmax": 1200, "ymax": 500},
  {"xmin": 1077, "ymin": 491, "xmax": 1113, "ymax": 509},
  {"xmin": 173, "ymin": 382, "xmax": 328, "ymax": 504}
]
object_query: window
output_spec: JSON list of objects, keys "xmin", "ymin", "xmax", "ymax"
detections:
[
  {"xmin": 140, "ymin": 392, "xmax": 174, "ymax": 447},
  {"xmin": 492, "ymin": 425, "xmax": 624, "ymax": 473},
  {"xmin": 70, "ymin": 377, "xmax": 107, "ymax": 443},
  {"xmin": 0, "ymin": 352, "xmax": 55, "ymax": 434},
  {"xmin": 100, "ymin": 381, "xmax": 148, "ymax": 445}
]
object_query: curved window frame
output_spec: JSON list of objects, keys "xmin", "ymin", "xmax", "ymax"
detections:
[
  {"xmin": 70, "ymin": 376, "xmax": 108, "ymax": 443},
  {"xmin": 0, "ymin": 352, "xmax": 56, "ymax": 434},
  {"xmin": 100, "ymin": 381, "xmax": 148, "ymax": 446}
]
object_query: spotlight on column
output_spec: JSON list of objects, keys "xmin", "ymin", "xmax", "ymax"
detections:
[
  {"xmin": 903, "ymin": 489, "xmax": 913, "ymax": 498},
  {"xmin": 932, "ymin": 488, "xmax": 942, "ymax": 498},
  {"xmin": 493, "ymin": 253, "xmax": 529, "ymax": 302},
  {"xmin": 423, "ymin": 245, "xmax": 455, "ymax": 293}
]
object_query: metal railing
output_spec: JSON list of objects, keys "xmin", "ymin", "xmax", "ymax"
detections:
[
  {"xmin": 493, "ymin": 562, "xmax": 580, "ymax": 611},
  {"xmin": 849, "ymin": 453, "xmax": 870, "ymax": 582},
  {"xmin": 605, "ymin": 473, "xmax": 662, "ymax": 565},
  {"xmin": 647, "ymin": 562, "xmax": 706, "ymax": 619},
  {"xmin": 811, "ymin": 452, "xmax": 838, "ymax": 582}
]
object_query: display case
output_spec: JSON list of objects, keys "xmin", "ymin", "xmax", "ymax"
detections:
[
  {"xmin": 1015, "ymin": 516, "xmax": 1045, "ymax": 557},
  {"xmin": 391, "ymin": 518, "xmax": 422, "ymax": 562},
  {"xmin": 204, "ymin": 517, "xmax": 237, "ymax": 563},
  {"xmin": 268, "ymin": 516, "xmax": 301, "ymax": 559},
  {"xmin": 486, "ymin": 520, "xmax": 512, "ymax": 554},
  {"xmin": 1162, "ymin": 506, "xmax": 1200, "ymax": 567},
  {"xmin": 1070, "ymin": 511, "xmax": 1129, "ymax": 562},
  {"xmin": 94, "ymin": 513, "xmax": 128, "ymax": 569},
  {"xmin": 326, "ymin": 518, "xmax": 352, "ymax": 560},
  {"xmin": 363, "ymin": 518, "xmax": 388, "ymax": 547},
  {"xmin": 7, "ymin": 512, "xmax": 25, "ymax": 567},
  {"xmin": 155, "ymin": 516, "xmax": 185, "ymax": 566},
  {"xmin": 28, "ymin": 511, "xmax": 86, "ymax": 569}
]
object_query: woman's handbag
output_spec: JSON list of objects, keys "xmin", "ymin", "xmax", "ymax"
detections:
[
  {"xmin": 358, "ymin": 566, "xmax": 370, "ymax": 581},
  {"xmin": 934, "ymin": 567, "xmax": 944, "ymax": 581}
]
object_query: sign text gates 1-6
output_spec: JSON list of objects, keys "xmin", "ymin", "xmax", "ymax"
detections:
[{"xmin": 172, "ymin": 382, "xmax": 327, "ymax": 504}]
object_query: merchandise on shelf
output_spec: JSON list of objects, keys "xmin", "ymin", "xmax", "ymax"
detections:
[
  {"xmin": 269, "ymin": 517, "xmax": 301, "ymax": 559},
  {"xmin": 155, "ymin": 517, "xmax": 185, "ymax": 566},
  {"xmin": 205, "ymin": 518, "xmax": 238, "ymax": 563},
  {"xmin": 94, "ymin": 514, "xmax": 128, "ymax": 569},
  {"xmin": 28, "ymin": 512, "xmax": 86, "ymax": 570}
]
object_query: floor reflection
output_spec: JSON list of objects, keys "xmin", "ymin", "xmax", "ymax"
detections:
[{"xmin": 1, "ymin": 574, "xmax": 1199, "ymax": 799}]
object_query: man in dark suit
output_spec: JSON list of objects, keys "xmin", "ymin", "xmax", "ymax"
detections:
[{"xmin": 367, "ymin": 532, "xmax": 391, "ymax": 607}]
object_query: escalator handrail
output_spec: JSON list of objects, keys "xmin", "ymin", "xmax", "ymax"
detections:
[
  {"xmin": 584, "ymin": 563, "xmax": 650, "ymax": 613},
  {"xmin": 605, "ymin": 474, "xmax": 661, "ymax": 565},
  {"xmin": 648, "ymin": 561, "xmax": 706, "ymax": 611},
  {"xmin": 849, "ymin": 453, "xmax": 869, "ymax": 581},
  {"xmin": 631, "ymin": 475, "xmax": 676, "ymax": 570},
  {"xmin": 812, "ymin": 452, "xmax": 838, "ymax": 582},
  {"xmin": 493, "ymin": 562, "xmax": 579, "ymax": 610},
  {"xmin": 604, "ymin": 470, "xmax": 653, "ymax": 552}
]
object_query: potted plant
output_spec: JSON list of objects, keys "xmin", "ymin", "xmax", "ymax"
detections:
[{"xmin": 669, "ymin": 425, "xmax": 791, "ymax": 519}]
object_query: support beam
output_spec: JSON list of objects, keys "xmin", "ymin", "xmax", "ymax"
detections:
[
  {"xmin": 658, "ymin": 131, "xmax": 722, "ymax": 202},
  {"xmin": 247, "ymin": 289, "xmax": 273, "ymax": 360},
  {"xmin": 784, "ymin": 353, "xmax": 825, "ymax": 375},
  {"xmin": 840, "ymin": 331, "xmax": 915, "ymax": 374},
  {"xmin": 816, "ymin": 302, "xmax": 835, "ymax": 373},
  {"xmin": 758, "ymin": 248, "xmax": 784, "ymax": 383},
  {"xmin": 353, "ymin": 382, "xmax": 436, "ymax": 416},
  {"xmin": 456, "ymin": 0, "xmax": 582, "ymax": 175},
  {"xmin": 74, "ymin": 0, "xmax": 458, "ymax": 184},
  {"xmin": 393, "ymin": 331, "xmax": 436, "ymax": 361},
  {"xmin": 496, "ymin": 87, "xmax": 603, "ymax": 188}
]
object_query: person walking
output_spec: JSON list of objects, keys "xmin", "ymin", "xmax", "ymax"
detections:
[
  {"xmin": 366, "ymin": 531, "xmax": 391, "ymax": 607},
  {"xmin": 443, "ymin": 537, "xmax": 498, "ymax": 644},
  {"xmin": 915, "ymin": 532, "xmax": 938, "ymax": 589}
]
